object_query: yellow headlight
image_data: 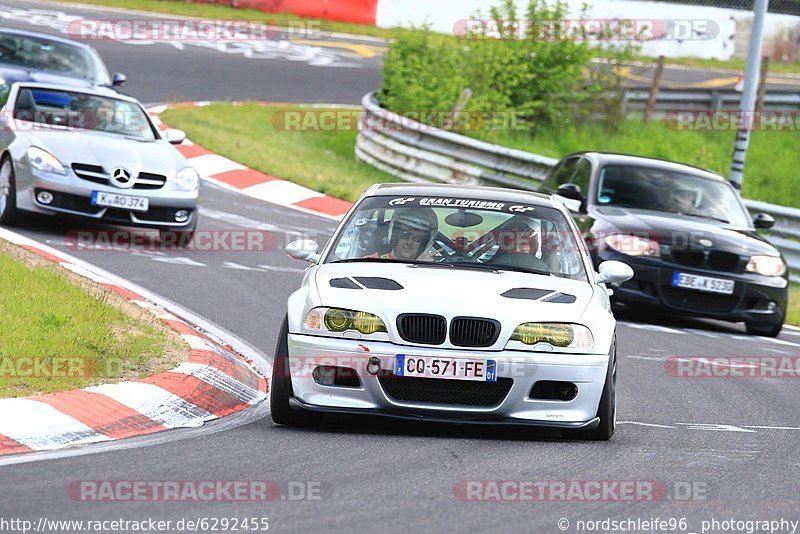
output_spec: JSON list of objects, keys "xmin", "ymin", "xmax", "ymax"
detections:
[{"xmin": 510, "ymin": 323, "xmax": 593, "ymax": 349}]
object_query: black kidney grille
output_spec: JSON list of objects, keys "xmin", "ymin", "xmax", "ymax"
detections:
[
  {"xmin": 707, "ymin": 251, "xmax": 740, "ymax": 272},
  {"xmin": 397, "ymin": 314, "xmax": 446, "ymax": 345},
  {"xmin": 671, "ymin": 249, "xmax": 704, "ymax": 267},
  {"xmin": 379, "ymin": 375, "xmax": 513, "ymax": 406},
  {"xmin": 450, "ymin": 317, "xmax": 500, "ymax": 347}
]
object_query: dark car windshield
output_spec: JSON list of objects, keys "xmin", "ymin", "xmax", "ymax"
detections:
[
  {"xmin": 597, "ymin": 164, "xmax": 751, "ymax": 227},
  {"xmin": 13, "ymin": 88, "xmax": 157, "ymax": 141},
  {"xmin": 0, "ymin": 32, "xmax": 109, "ymax": 84},
  {"xmin": 326, "ymin": 195, "xmax": 589, "ymax": 282}
]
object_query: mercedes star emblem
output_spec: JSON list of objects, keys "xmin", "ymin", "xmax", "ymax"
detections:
[{"xmin": 110, "ymin": 167, "xmax": 134, "ymax": 188}]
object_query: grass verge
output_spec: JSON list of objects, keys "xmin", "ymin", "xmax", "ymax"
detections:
[
  {"xmin": 161, "ymin": 103, "xmax": 397, "ymax": 202},
  {"xmin": 0, "ymin": 241, "xmax": 185, "ymax": 398}
]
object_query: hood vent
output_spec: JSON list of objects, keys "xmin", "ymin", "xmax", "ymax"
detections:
[
  {"xmin": 329, "ymin": 277, "xmax": 404, "ymax": 290},
  {"xmin": 501, "ymin": 288, "xmax": 576, "ymax": 304}
]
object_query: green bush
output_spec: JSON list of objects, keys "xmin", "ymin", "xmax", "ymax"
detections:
[{"xmin": 379, "ymin": 0, "xmax": 635, "ymax": 136}]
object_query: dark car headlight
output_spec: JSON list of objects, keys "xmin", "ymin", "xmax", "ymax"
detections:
[
  {"xmin": 746, "ymin": 255, "xmax": 786, "ymax": 277},
  {"xmin": 604, "ymin": 234, "xmax": 661, "ymax": 258}
]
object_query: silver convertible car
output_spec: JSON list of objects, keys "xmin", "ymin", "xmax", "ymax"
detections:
[
  {"xmin": 272, "ymin": 183, "xmax": 634, "ymax": 440},
  {"xmin": 0, "ymin": 82, "xmax": 199, "ymax": 242}
]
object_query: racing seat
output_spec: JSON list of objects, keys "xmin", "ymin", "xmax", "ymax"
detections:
[{"xmin": 13, "ymin": 89, "xmax": 37, "ymax": 121}]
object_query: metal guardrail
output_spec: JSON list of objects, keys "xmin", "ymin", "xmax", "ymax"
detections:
[
  {"xmin": 355, "ymin": 91, "xmax": 800, "ymax": 282},
  {"xmin": 623, "ymin": 89, "xmax": 800, "ymax": 117}
]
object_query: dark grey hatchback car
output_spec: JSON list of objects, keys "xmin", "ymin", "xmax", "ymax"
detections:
[{"xmin": 539, "ymin": 152, "xmax": 788, "ymax": 337}]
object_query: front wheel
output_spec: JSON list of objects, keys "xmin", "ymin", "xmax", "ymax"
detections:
[
  {"xmin": 568, "ymin": 339, "xmax": 616, "ymax": 441},
  {"xmin": 270, "ymin": 316, "xmax": 321, "ymax": 427},
  {"xmin": 0, "ymin": 156, "xmax": 20, "ymax": 225}
]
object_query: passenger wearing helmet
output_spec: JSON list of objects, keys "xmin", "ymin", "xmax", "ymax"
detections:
[{"xmin": 374, "ymin": 207, "xmax": 439, "ymax": 261}]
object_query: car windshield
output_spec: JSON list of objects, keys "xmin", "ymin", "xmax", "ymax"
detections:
[
  {"xmin": 0, "ymin": 32, "xmax": 109, "ymax": 83},
  {"xmin": 13, "ymin": 88, "xmax": 157, "ymax": 141},
  {"xmin": 326, "ymin": 195, "xmax": 589, "ymax": 281},
  {"xmin": 596, "ymin": 164, "xmax": 751, "ymax": 227}
]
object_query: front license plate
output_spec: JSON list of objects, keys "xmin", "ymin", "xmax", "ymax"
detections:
[
  {"xmin": 395, "ymin": 355, "xmax": 497, "ymax": 382},
  {"xmin": 91, "ymin": 191, "xmax": 149, "ymax": 212},
  {"xmin": 672, "ymin": 272, "xmax": 735, "ymax": 295}
]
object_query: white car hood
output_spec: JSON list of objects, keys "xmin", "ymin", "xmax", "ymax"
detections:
[{"xmin": 314, "ymin": 262, "xmax": 595, "ymax": 325}]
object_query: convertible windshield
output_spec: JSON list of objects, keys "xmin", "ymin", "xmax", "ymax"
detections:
[
  {"xmin": 13, "ymin": 88, "xmax": 157, "ymax": 141},
  {"xmin": 597, "ymin": 165, "xmax": 751, "ymax": 227},
  {"xmin": 0, "ymin": 32, "xmax": 109, "ymax": 83},
  {"xmin": 326, "ymin": 195, "xmax": 588, "ymax": 281}
]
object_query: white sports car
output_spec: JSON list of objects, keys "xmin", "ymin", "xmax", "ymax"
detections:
[{"xmin": 272, "ymin": 183, "xmax": 633, "ymax": 439}]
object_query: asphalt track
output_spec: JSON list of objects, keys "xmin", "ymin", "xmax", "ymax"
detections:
[{"xmin": 2, "ymin": 2, "xmax": 800, "ymax": 532}]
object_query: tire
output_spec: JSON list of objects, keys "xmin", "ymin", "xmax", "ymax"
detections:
[
  {"xmin": 745, "ymin": 321, "xmax": 783, "ymax": 338},
  {"xmin": 159, "ymin": 220, "xmax": 196, "ymax": 249},
  {"xmin": 270, "ymin": 316, "xmax": 321, "ymax": 427},
  {"xmin": 568, "ymin": 339, "xmax": 616, "ymax": 441},
  {"xmin": 0, "ymin": 156, "xmax": 19, "ymax": 225}
]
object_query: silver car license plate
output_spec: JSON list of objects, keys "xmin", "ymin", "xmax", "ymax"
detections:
[
  {"xmin": 672, "ymin": 272, "xmax": 735, "ymax": 295},
  {"xmin": 91, "ymin": 191, "xmax": 149, "ymax": 212}
]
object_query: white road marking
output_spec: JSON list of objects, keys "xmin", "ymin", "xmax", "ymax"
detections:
[
  {"xmin": 763, "ymin": 337, "xmax": 800, "ymax": 347},
  {"xmin": 621, "ymin": 323, "xmax": 686, "ymax": 334},
  {"xmin": 626, "ymin": 355, "xmax": 669, "ymax": 362},
  {"xmin": 151, "ymin": 257, "xmax": 207, "ymax": 267},
  {"xmin": 200, "ymin": 207, "xmax": 334, "ymax": 234},
  {"xmin": 618, "ymin": 421, "xmax": 676, "ymax": 428},
  {"xmin": 223, "ymin": 261, "xmax": 267, "ymax": 272},
  {"xmin": 676, "ymin": 423, "xmax": 756, "ymax": 433},
  {"xmin": 743, "ymin": 425, "xmax": 800, "ymax": 431},
  {"xmin": 257, "ymin": 264, "xmax": 306, "ymax": 273},
  {"xmin": 761, "ymin": 348, "xmax": 790, "ymax": 354}
]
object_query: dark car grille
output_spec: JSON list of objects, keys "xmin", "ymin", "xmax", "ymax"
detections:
[
  {"xmin": 450, "ymin": 318, "xmax": 500, "ymax": 347},
  {"xmin": 71, "ymin": 163, "xmax": 167, "ymax": 190},
  {"xmin": 379, "ymin": 374, "xmax": 513, "ymax": 406},
  {"xmin": 671, "ymin": 249, "xmax": 741, "ymax": 273},
  {"xmin": 661, "ymin": 287, "xmax": 739, "ymax": 313},
  {"xmin": 397, "ymin": 314, "xmax": 447, "ymax": 345},
  {"xmin": 72, "ymin": 163, "xmax": 108, "ymax": 185}
]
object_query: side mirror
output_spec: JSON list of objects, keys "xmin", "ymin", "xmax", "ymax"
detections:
[
  {"xmin": 111, "ymin": 72, "xmax": 127, "ymax": 86},
  {"xmin": 596, "ymin": 260, "xmax": 633, "ymax": 285},
  {"xmin": 556, "ymin": 183, "xmax": 587, "ymax": 214},
  {"xmin": 286, "ymin": 239, "xmax": 320, "ymax": 263},
  {"xmin": 163, "ymin": 128, "xmax": 186, "ymax": 145},
  {"xmin": 753, "ymin": 212, "xmax": 775, "ymax": 230}
]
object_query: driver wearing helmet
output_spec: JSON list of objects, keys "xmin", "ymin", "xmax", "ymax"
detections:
[
  {"xmin": 672, "ymin": 185, "xmax": 698, "ymax": 214},
  {"xmin": 371, "ymin": 207, "xmax": 439, "ymax": 261}
]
